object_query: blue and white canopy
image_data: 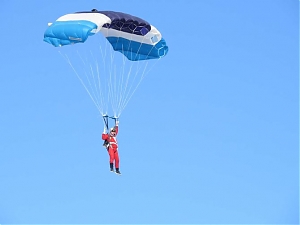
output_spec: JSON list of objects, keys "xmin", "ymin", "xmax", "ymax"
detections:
[{"xmin": 44, "ymin": 9, "xmax": 168, "ymax": 61}]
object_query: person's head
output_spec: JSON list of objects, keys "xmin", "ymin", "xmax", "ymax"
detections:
[{"xmin": 110, "ymin": 127, "xmax": 116, "ymax": 137}]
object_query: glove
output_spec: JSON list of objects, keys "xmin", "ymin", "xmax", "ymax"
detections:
[{"xmin": 116, "ymin": 120, "xmax": 119, "ymax": 126}]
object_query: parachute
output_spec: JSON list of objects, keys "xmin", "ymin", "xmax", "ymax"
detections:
[{"xmin": 43, "ymin": 9, "xmax": 168, "ymax": 119}]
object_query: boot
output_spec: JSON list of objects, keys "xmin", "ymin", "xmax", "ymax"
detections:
[
  {"xmin": 110, "ymin": 163, "xmax": 114, "ymax": 172},
  {"xmin": 115, "ymin": 168, "xmax": 121, "ymax": 175}
]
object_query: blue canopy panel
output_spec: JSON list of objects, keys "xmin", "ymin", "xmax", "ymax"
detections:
[
  {"xmin": 107, "ymin": 37, "xmax": 168, "ymax": 61},
  {"xmin": 44, "ymin": 21, "xmax": 97, "ymax": 47}
]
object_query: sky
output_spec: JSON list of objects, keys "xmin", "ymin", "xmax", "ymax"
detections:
[{"xmin": 0, "ymin": 0, "xmax": 298, "ymax": 224}]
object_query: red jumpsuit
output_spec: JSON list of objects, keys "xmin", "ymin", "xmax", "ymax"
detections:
[{"xmin": 102, "ymin": 125, "xmax": 119, "ymax": 169}]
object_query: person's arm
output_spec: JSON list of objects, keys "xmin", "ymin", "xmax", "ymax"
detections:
[
  {"xmin": 115, "ymin": 120, "xmax": 119, "ymax": 135},
  {"xmin": 102, "ymin": 126, "xmax": 108, "ymax": 140}
]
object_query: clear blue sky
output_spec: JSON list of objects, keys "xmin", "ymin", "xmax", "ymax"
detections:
[{"xmin": 0, "ymin": 0, "xmax": 298, "ymax": 224}]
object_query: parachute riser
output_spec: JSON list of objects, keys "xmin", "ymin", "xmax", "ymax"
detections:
[{"xmin": 102, "ymin": 114, "xmax": 119, "ymax": 130}]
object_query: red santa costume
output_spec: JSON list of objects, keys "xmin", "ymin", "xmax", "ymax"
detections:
[{"xmin": 102, "ymin": 123, "xmax": 121, "ymax": 174}]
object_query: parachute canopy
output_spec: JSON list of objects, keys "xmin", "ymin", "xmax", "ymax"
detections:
[{"xmin": 44, "ymin": 10, "xmax": 168, "ymax": 61}]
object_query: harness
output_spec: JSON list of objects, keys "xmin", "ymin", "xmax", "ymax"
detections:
[
  {"xmin": 103, "ymin": 137, "xmax": 117, "ymax": 148},
  {"xmin": 109, "ymin": 139, "xmax": 117, "ymax": 146}
]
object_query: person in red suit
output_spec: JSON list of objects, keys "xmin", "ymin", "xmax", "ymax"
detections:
[{"xmin": 102, "ymin": 120, "xmax": 121, "ymax": 174}]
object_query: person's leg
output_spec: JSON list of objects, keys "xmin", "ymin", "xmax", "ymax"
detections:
[
  {"xmin": 114, "ymin": 150, "xmax": 121, "ymax": 174},
  {"xmin": 108, "ymin": 147, "xmax": 115, "ymax": 171}
]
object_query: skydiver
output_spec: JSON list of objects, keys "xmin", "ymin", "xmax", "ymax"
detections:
[{"xmin": 102, "ymin": 120, "xmax": 121, "ymax": 175}]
